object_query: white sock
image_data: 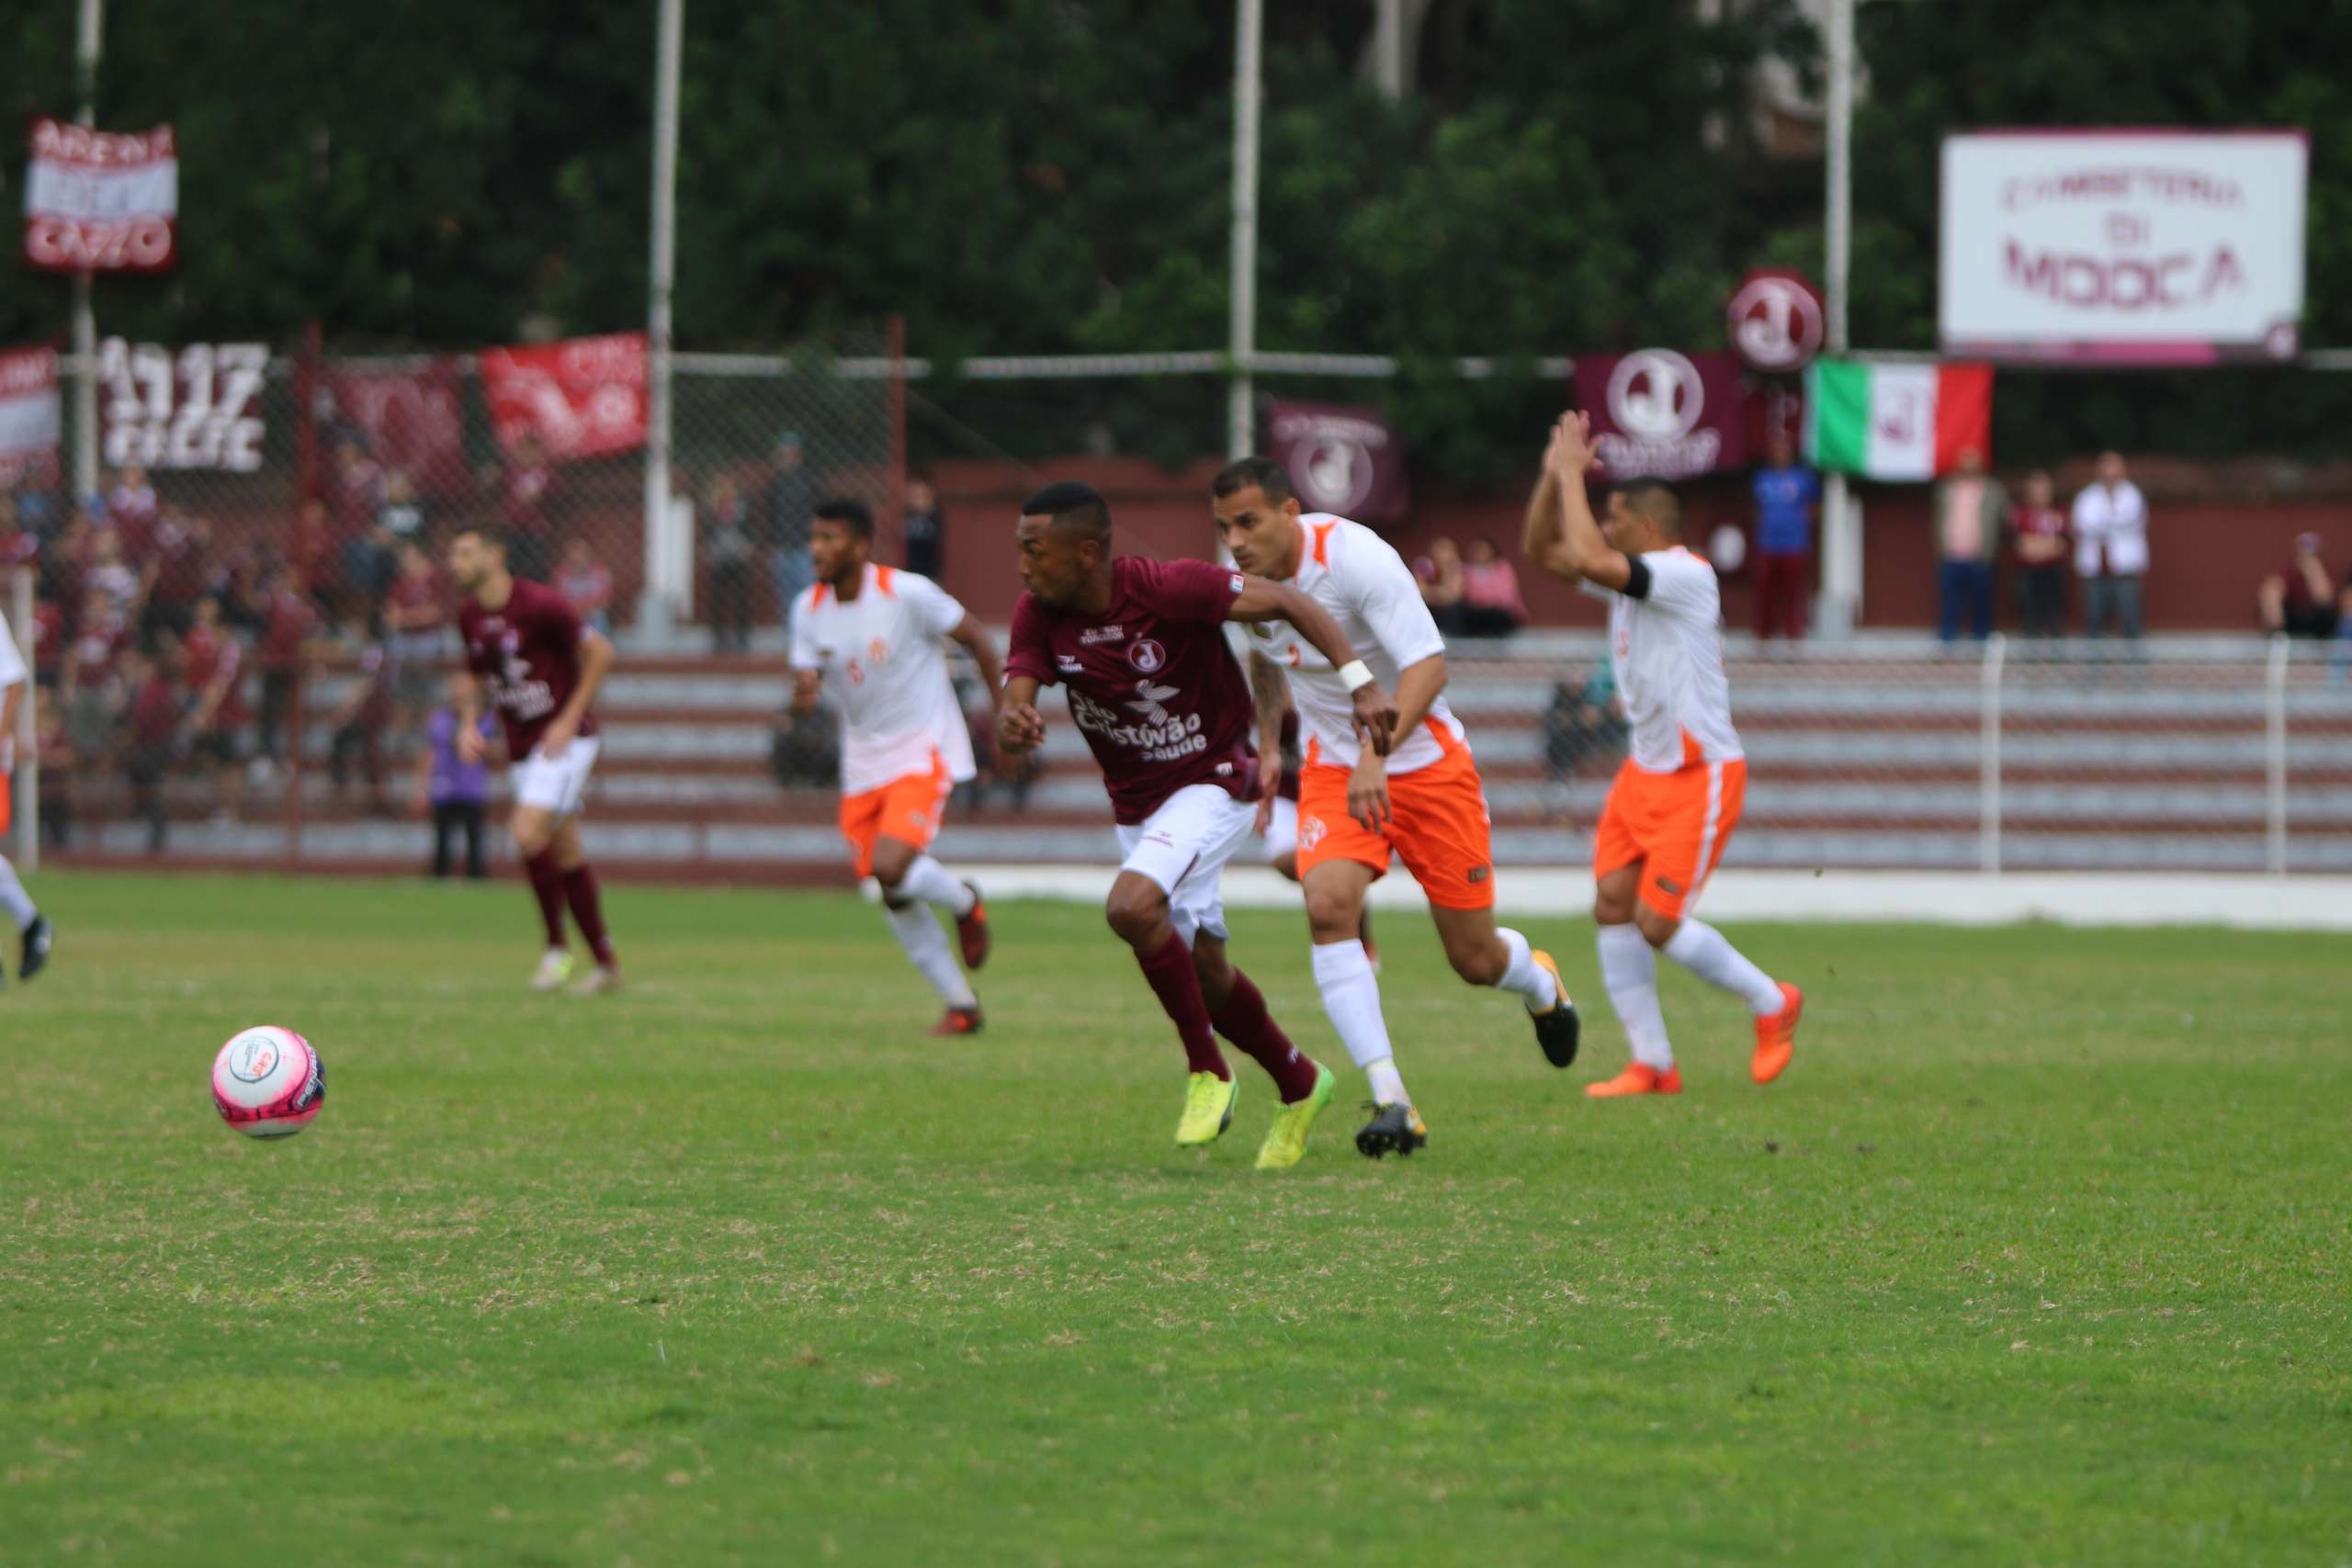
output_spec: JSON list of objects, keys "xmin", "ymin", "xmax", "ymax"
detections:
[
  {"xmin": 895, "ymin": 854, "xmax": 977, "ymax": 916},
  {"xmin": 1492, "ymin": 927, "xmax": 1561, "ymax": 1012},
  {"xmin": 1597, "ymin": 922, "xmax": 1674, "ymax": 1070},
  {"xmin": 1661, "ymin": 918, "xmax": 1784, "ymax": 1016},
  {"xmin": 1310, "ymin": 940, "xmax": 1410, "ymax": 1107},
  {"xmin": 0, "ymin": 855, "xmax": 33, "ymax": 932},
  {"xmin": 886, "ymin": 902, "xmax": 977, "ymax": 1008}
]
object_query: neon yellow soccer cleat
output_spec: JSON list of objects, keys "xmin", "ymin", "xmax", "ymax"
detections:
[
  {"xmin": 1175, "ymin": 1071, "xmax": 1238, "ymax": 1146},
  {"xmin": 1254, "ymin": 1062, "xmax": 1337, "ymax": 1170}
]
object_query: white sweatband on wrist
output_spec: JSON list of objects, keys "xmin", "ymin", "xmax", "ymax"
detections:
[{"xmin": 1337, "ymin": 660, "xmax": 1375, "ymax": 693}]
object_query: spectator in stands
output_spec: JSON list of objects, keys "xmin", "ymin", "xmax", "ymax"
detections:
[
  {"xmin": 2074, "ymin": 451, "xmax": 2150, "ymax": 647},
  {"xmin": 491, "ymin": 433, "xmax": 558, "ymax": 582},
  {"xmin": 254, "ymin": 568, "xmax": 318, "ymax": 769},
  {"xmin": 329, "ymin": 439, "xmax": 388, "ymax": 613},
  {"xmin": 86, "ymin": 524, "xmax": 146, "ymax": 621},
  {"xmin": 556, "ymin": 536, "xmax": 615, "ymax": 637},
  {"xmin": 1415, "ymin": 536, "xmax": 1466, "ymax": 635},
  {"xmin": 703, "ymin": 472, "xmax": 757, "ymax": 654},
  {"xmin": 379, "ymin": 469, "xmax": 426, "ymax": 547},
  {"xmin": 1543, "ymin": 666, "xmax": 1627, "ymax": 796},
  {"xmin": 35, "ymin": 686, "xmax": 72, "ymax": 847},
  {"xmin": 415, "ymin": 671, "xmax": 495, "ymax": 879},
  {"xmin": 121, "ymin": 638, "xmax": 183, "ymax": 853},
  {"xmin": 1457, "ymin": 537, "xmax": 1529, "ymax": 636},
  {"xmin": 145, "ymin": 509, "xmax": 212, "ymax": 639},
  {"xmin": 1750, "ymin": 434, "xmax": 1820, "ymax": 640},
  {"xmin": 1933, "ymin": 446, "xmax": 2007, "ymax": 642},
  {"xmin": 326, "ymin": 619, "xmax": 396, "ymax": 818},
  {"xmin": 43, "ymin": 508, "xmax": 95, "ymax": 620},
  {"xmin": 182, "ymin": 594, "xmax": 249, "ymax": 824},
  {"xmin": 2258, "ymin": 532, "xmax": 2347, "ymax": 641},
  {"xmin": 902, "ymin": 473, "xmax": 947, "ymax": 581},
  {"xmin": 2009, "ymin": 469, "xmax": 2070, "ymax": 640},
  {"xmin": 761, "ymin": 430, "xmax": 817, "ymax": 623},
  {"xmin": 105, "ymin": 466, "xmax": 159, "ymax": 556},
  {"xmin": 384, "ymin": 540, "xmax": 448, "ymax": 744}
]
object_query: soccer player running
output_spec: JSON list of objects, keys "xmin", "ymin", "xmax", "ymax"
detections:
[
  {"xmin": 1213, "ymin": 458, "xmax": 1579, "ymax": 1157},
  {"xmin": 998, "ymin": 481, "xmax": 1399, "ymax": 1168},
  {"xmin": 1522, "ymin": 412, "xmax": 1802, "ymax": 1095},
  {"xmin": 449, "ymin": 525, "xmax": 623, "ymax": 996},
  {"xmin": 0, "ymin": 606, "xmax": 55, "ymax": 986},
  {"xmin": 788, "ymin": 498, "xmax": 1000, "ymax": 1034}
]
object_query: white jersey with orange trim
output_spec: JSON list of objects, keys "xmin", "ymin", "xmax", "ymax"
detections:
[
  {"xmin": 1587, "ymin": 547, "xmax": 1743, "ymax": 773},
  {"xmin": 1241, "ymin": 512, "xmax": 1464, "ymax": 775},
  {"xmin": 788, "ymin": 563, "xmax": 977, "ymax": 795}
]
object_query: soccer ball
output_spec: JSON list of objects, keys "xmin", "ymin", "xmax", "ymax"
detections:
[{"xmin": 210, "ymin": 1026, "xmax": 326, "ymax": 1139}]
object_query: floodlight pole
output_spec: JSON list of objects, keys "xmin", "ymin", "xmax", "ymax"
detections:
[
  {"xmin": 1817, "ymin": 0, "xmax": 1860, "ymax": 637},
  {"xmin": 71, "ymin": 0, "xmax": 102, "ymax": 503},
  {"xmin": 1227, "ymin": 0, "xmax": 1262, "ymax": 460},
  {"xmin": 640, "ymin": 0, "xmax": 684, "ymax": 636}
]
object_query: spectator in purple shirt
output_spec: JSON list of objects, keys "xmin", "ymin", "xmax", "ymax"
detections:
[{"xmin": 414, "ymin": 671, "xmax": 496, "ymax": 879}]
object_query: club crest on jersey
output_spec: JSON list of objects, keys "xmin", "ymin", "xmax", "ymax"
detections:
[{"xmin": 1126, "ymin": 638, "xmax": 1167, "ymax": 673}]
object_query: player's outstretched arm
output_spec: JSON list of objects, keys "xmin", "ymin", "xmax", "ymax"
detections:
[
  {"xmin": 1522, "ymin": 464, "xmax": 1578, "ymax": 582},
  {"xmin": 1229, "ymin": 576, "xmax": 1399, "ymax": 756},
  {"xmin": 947, "ymin": 615, "xmax": 1007, "ymax": 703},
  {"xmin": 454, "ymin": 672, "xmax": 490, "ymax": 765},
  {"xmin": 1543, "ymin": 412, "xmax": 1635, "ymax": 592},
  {"xmin": 788, "ymin": 669, "xmax": 821, "ymax": 716},
  {"xmin": 541, "ymin": 627, "xmax": 615, "ymax": 760},
  {"xmin": 997, "ymin": 674, "xmax": 1046, "ymax": 755}
]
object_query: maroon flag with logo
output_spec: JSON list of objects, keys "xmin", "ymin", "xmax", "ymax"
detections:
[
  {"xmin": 1570, "ymin": 349, "xmax": 1752, "ymax": 481},
  {"xmin": 1725, "ymin": 268, "xmax": 1826, "ymax": 374},
  {"xmin": 477, "ymin": 333, "xmax": 647, "ymax": 461},
  {"xmin": 322, "ymin": 359, "xmax": 472, "ymax": 501},
  {"xmin": 23, "ymin": 118, "xmax": 179, "ymax": 273},
  {"xmin": 1264, "ymin": 400, "xmax": 1409, "ymax": 525},
  {"xmin": 0, "ymin": 344, "xmax": 62, "ymax": 486}
]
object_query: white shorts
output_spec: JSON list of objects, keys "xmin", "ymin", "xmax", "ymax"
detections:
[
  {"xmin": 1261, "ymin": 796, "xmax": 1298, "ymax": 865},
  {"xmin": 514, "ymin": 734, "xmax": 601, "ymax": 818},
  {"xmin": 1114, "ymin": 784, "xmax": 1257, "ymax": 946}
]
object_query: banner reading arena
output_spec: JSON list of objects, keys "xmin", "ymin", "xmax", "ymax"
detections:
[{"xmin": 21, "ymin": 118, "xmax": 180, "ymax": 274}]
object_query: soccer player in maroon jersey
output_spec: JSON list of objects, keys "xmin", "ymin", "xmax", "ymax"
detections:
[
  {"xmin": 448, "ymin": 525, "xmax": 623, "ymax": 995},
  {"xmin": 997, "ymin": 481, "xmax": 1399, "ymax": 1168}
]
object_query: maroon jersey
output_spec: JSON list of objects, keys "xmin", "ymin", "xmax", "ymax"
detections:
[
  {"xmin": 458, "ymin": 577, "xmax": 600, "ymax": 757},
  {"xmin": 183, "ymin": 624, "xmax": 248, "ymax": 728},
  {"xmin": 1006, "ymin": 556, "xmax": 1256, "ymax": 826}
]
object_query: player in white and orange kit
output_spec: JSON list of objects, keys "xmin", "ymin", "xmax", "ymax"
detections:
[
  {"xmin": 789, "ymin": 498, "xmax": 1001, "ymax": 1033},
  {"xmin": 1522, "ymin": 412, "xmax": 1803, "ymax": 1096},
  {"xmin": 1214, "ymin": 457, "xmax": 1579, "ymax": 1156}
]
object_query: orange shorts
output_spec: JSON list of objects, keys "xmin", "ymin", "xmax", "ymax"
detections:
[
  {"xmin": 839, "ymin": 753, "xmax": 952, "ymax": 879},
  {"xmin": 1296, "ymin": 730, "xmax": 1496, "ymax": 910},
  {"xmin": 1593, "ymin": 755, "xmax": 1747, "ymax": 920}
]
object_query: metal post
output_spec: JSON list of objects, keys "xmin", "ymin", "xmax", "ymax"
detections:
[
  {"xmin": 1979, "ymin": 631, "xmax": 2006, "ymax": 874},
  {"xmin": 11, "ymin": 569, "xmax": 37, "ymax": 873},
  {"xmin": 1816, "ymin": 0, "xmax": 1857, "ymax": 637},
  {"xmin": 1227, "ymin": 0, "xmax": 1262, "ymax": 460},
  {"xmin": 2266, "ymin": 633, "xmax": 2290, "ymax": 874},
  {"xmin": 1372, "ymin": 0, "xmax": 1405, "ymax": 100},
  {"xmin": 887, "ymin": 314, "xmax": 909, "ymax": 560},
  {"xmin": 640, "ymin": 0, "xmax": 684, "ymax": 635},
  {"xmin": 70, "ymin": 0, "xmax": 104, "ymax": 502}
]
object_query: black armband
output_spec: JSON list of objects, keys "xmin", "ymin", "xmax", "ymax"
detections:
[{"xmin": 1621, "ymin": 556, "xmax": 1652, "ymax": 600}]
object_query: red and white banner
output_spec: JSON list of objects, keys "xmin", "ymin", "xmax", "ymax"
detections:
[
  {"xmin": 23, "ymin": 118, "xmax": 180, "ymax": 274},
  {"xmin": 0, "ymin": 345, "xmax": 63, "ymax": 486},
  {"xmin": 321, "ymin": 358, "xmax": 472, "ymax": 500},
  {"xmin": 98, "ymin": 339, "xmax": 269, "ymax": 472},
  {"xmin": 1570, "ymin": 348, "xmax": 1753, "ymax": 481},
  {"xmin": 477, "ymin": 333, "xmax": 647, "ymax": 461},
  {"xmin": 1264, "ymin": 400, "xmax": 1409, "ymax": 525}
]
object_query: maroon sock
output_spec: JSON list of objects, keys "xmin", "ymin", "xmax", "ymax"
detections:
[
  {"xmin": 1209, "ymin": 967, "xmax": 1319, "ymax": 1102},
  {"xmin": 561, "ymin": 863, "xmax": 616, "ymax": 967},
  {"xmin": 523, "ymin": 849, "xmax": 568, "ymax": 949},
  {"xmin": 1135, "ymin": 933, "xmax": 1229, "ymax": 1080}
]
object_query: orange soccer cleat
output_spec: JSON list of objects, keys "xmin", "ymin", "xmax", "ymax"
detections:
[
  {"xmin": 956, "ymin": 880, "xmax": 991, "ymax": 970},
  {"xmin": 1585, "ymin": 1063, "xmax": 1682, "ymax": 1098},
  {"xmin": 930, "ymin": 1004, "xmax": 984, "ymax": 1036},
  {"xmin": 1752, "ymin": 982, "xmax": 1803, "ymax": 1084}
]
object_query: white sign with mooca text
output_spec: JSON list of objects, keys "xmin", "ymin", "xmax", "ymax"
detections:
[{"xmin": 1939, "ymin": 130, "xmax": 2306, "ymax": 364}]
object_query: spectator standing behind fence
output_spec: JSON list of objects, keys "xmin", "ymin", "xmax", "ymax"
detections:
[
  {"xmin": 254, "ymin": 569, "xmax": 318, "ymax": 770},
  {"xmin": 556, "ymin": 537, "xmax": 614, "ymax": 637},
  {"xmin": 1415, "ymin": 536, "xmax": 1466, "ymax": 635},
  {"xmin": 384, "ymin": 540, "xmax": 448, "ymax": 743},
  {"xmin": 902, "ymin": 474, "xmax": 947, "ymax": 580},
  {"xmin": 415, "ymin": 674, "xmax": 494, "ymax": 880},
  {"xmin": 146, "ymin": 510, "xmax": 211, "ymax": 639},
  {"xmin": 703, "ymin": 473, "xmax": 757, "ymax": 653},
  {"xmin": 1932, "ymin": 447, "xmax": 2007, "ymax": 643},
  {"xmin": 2258, "ymin": 532, "xmax": 2349, "ymax": 641},
  {"xmin": 492, "ymin": 433, "xmax": 559, "ymax": 582},
  {"xmin": 327, "ymin": 622, "xmax": 396, "ymax": 818},
  {"xmin": 1457, "ymin": 537, "xmax": 1529, "ymax": 635},
  {"xmin": 121, "ymin": 640, "xmax": 183, "ymax": 853},
  {"xmin": 1749, "ymin": 435, "xmax": 1819, "ymax": 640},
  {"xmin": 182, "ymin": 595, "xmax": 248, "ymax": 824},
  {"xmin": 2009, "ymin": 469, "xmax": 2070, "ymax": 640},
  {"xmin": 2073, "ymin": 452, "xmax": 2149, "ymax": 645},
  {"xmin": 761, "ymin": 431, "xmax": 817, "ymax": 622}
]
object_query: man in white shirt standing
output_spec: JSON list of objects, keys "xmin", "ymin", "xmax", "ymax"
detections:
[
  {"xmin": 0, "ymin": 605, "xmax": 56, "ymax": 987},
  {"xmin": 789, "ymin": 498, "xmax": 1001, "ymax": 1034},
  {"xmin": 1214, "ymin": 457, "xmax": 1578, "ymax": 1157},
  {"xmin": 2072, "ymin": 451, "xmax": 2149, "ymax": 645},
  {"xmin": 1522, "ymin": 412, "xmax": 1802, "ymax": 1097}
]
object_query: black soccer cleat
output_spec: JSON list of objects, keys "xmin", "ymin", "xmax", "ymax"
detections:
[
  {"xmin": 17, "ymin": 915, "xmax": 51, "ymax": 983},
  {"xmin": 1354, "ymin": 1101, "xmax": 1429, "ymax": 1160},
  {"xmin": 1528, "ymin": 949, "xmax": 1579, "ymax": 1068}
]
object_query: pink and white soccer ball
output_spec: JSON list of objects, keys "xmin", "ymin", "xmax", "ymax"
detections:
[{"xmin": 211, "ymin": 1026, "xmax": 326, "ymax": 1138}]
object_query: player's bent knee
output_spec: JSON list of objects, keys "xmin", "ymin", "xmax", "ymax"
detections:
[
  {"xmin": 1446, "ymin": 941, "xmax": 1508, "ymax": 987},
  {"xmin": 1634, "ymin": 906, "xmax": 1681, "ymax": 948},
  {"xmin": 1103, "ymin": 886, "xmax": 1170, "ymax": 947}
]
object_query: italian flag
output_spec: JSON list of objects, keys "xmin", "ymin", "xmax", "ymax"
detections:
[{"xmin": 1803, "ymin": 359, "xmax": 1994, "ymax": 480}]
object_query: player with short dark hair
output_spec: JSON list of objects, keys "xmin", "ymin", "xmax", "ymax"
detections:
[
  {"xmin": 1524, "ymin": 413, "xmax": 1802, "ymax": 1096},
  {"xmin": 789, "ymin": 494, "xmax": 1001, "ymax": 1033},
  {"xmin": 449, "ymin": 525, "xmax": 623, "ymax": 995},
  {"xmin": 998, "ymin": 480, "xmax": 1401, "ymax": 1168}
]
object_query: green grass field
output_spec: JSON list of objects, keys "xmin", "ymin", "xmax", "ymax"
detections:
[{"xmin": 2, "ymin": 872, "xmax": 2346, "ymax": 1566}]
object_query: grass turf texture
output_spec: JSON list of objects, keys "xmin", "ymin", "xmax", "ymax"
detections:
[{"xmin": 3, "ymin": 872, "xmax": 2347, "ymax": 1566}]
